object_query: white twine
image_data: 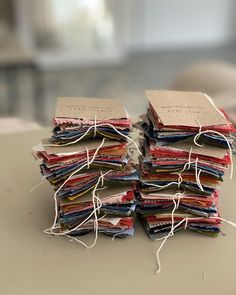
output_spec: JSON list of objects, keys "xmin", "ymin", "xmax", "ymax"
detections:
[
  {"xmin": 202, "ymin": 272, "xmax": 212, "ymax": 283},
  {"xmin": 195, "ymin": 158, "xmax": 204, "ymax": 191},
  {"xmin": 93, "ymin": 115, "xmax": 97, "ymax": 138},
  {"xmin": 155, "ymin": 217, "xmax": 187, "ymax": 274},
  {"xmin": 142, "ymin": 181, "xmax": 180, "ymax": 190},
  {"xmin": 176, "ymin": 192, "xmax": 182, "ymax": 209},
  {"xmin": 112, "ymin": 228, "xmax": 126, "ymax": 241},
  {"xmin": 174, "ymin": 172, "xmax": 182, "ymax": 188},
  {"xmin": 184, "ymin": 216, "xmax": 188, "ymax": 230},
  {"xmin": 154, "ymin": 191, "xmax": 185, "ymax": 243},
  {"xmin": 100, "ymin": 169, "xmax": 105, "ymax": 187},
  {"xmin": 169, "ymin": 197, "xmax": 177, "ymax": 237},
  {"xmin": 194, "ymin": 120, "xmax": 233, "ymax": 179},
  {"xmin": 180, "ymin": 147, "xmax": 194, "ymax": 173},
  {"xmin": 215, "ymin": 216, "xmax": 236, "ymax": 228},
  {"xmin": 187, "ymin": 147, "xmax": 193, "ymax": 170},
  {"xmin": 89, "ymin": 170, "xmax": 112, "ymax": 248},
  {"xmin": 33, "ymin": 151, "xmax": 41, "ymax": 161},
  {"xmin": 30, "ymin": 177, "xmax": 47, "ymax": 193},
  {"xmin": 204, "ymin": 93, "xmax": 227, "ymax": 118},
  {"xmin": 171, "ymin": 191, "xmax": 186, "ymax": 234},
  {"xmin": 85, "ymin": 146, "xmax": 90, "ymax": 169},
  {"xmin": 180, "ymin": 147, "xmax": 205, "ymax": 191}
]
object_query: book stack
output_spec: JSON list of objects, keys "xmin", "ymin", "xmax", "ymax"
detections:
[
  {"xmin": 137, "ymin": 90, "xmax": 235, "ymax": 240},
  {"xmin": 34, "ymin": 97, "xmax": 138, "ymax": 239}
]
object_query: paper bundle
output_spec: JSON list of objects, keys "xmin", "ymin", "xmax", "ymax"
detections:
[
  {"xmin": 137, "ymin": 90, "xmax": 235, "ymax": 240},
  {"xmin": 38, "ymin": 139, "xmax": 138, "ymax": 199},
  {"xmin": 34, "ymin": 97, "xmax": 137, "ymax": 238},
  {"xmin": 51, "ymin": 97, "xmax": 131, "ymax": 144},
  {"xmin": 145, "ymin": 90, "xmax": 234, "ymax": 147},
  {"xmin": 59, "ymin": 186, "xmax": 136, "ymax": 237}
]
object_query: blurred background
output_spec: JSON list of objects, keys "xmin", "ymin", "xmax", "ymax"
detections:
[{"xmin": 1, "ymin": 0, "xmax": 236, "ymax": 131}]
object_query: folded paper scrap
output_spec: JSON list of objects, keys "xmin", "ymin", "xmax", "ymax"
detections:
[
  {"xmin": 34, "ymin": 97, "xmax": 138, "ymax": 239},
  {"xmin": 137, "ymin": 90, "xmax": 235, "ymax": 240}
]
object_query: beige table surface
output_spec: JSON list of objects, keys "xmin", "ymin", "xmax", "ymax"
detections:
[{"xmin": 1, "ymin": 129, "xmax": 236, "ymax": 295}]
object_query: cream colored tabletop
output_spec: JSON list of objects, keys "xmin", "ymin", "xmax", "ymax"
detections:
[{"xmin": 1, "ymin": 129, "xmax": 236, "ymax": 295}]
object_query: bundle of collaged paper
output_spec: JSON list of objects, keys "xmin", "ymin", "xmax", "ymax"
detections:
[
  {"xmin": 51, "ymin": 97, "xmax": 131, "ymax": 144},
  {"xmin": 137, "ymin": 90, "xmax": 235, "ymax": 240},
  {"xmin": 34, "ymin": 97, "xmax": 138, "ymax": 238}
]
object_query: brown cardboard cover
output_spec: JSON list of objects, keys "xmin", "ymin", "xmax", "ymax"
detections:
[
  {"xmin": 55, "ymin": 97, "xmax": 127, "ymax": 120},
  {"xmin": 146, "ymin": 90, "xmax": 229, "ymax": 127},
  {"xmin": 171, "ymin": 137, "xmax": 228, "ymax": 159}
]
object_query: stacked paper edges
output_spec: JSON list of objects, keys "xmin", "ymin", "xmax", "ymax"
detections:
[
  {"xmin": 34, "ymin": 97, "xmax": 138, "ymax": 238},
  {"xmin": 137, "ymin": 90, "xmax": 235, "ymax": 240}
]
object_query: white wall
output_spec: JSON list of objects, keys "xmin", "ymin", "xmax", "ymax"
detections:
[
  {"xmin": 126, "ymin": 0, "xmax": 236, "ymax": 50},
  {"xmin": 13, "ymin": 0, "xmax": 236, "ymax": 68}
]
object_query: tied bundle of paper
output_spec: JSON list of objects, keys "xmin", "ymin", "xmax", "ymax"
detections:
[
  {"xmin": 143, "ymin": 90, "xmax": 235, "ymax": 148},
  {"xmin": 50, "ymin": 97, "xmax": 131, "ymax": 144},
  {"xmin": 59, "ymin": 187, "xmax": 136, "ymax": 237},
  {"xmin": 34, "ymin": 97, "xmax": 138, "ymax": 239},
  {"xmin": 138, "ymin": 190, "xmax": 221, "ymax": 240},
  {"xmin": 137, "ymin": 90, "xmax": 235, "ymax": 240}
]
